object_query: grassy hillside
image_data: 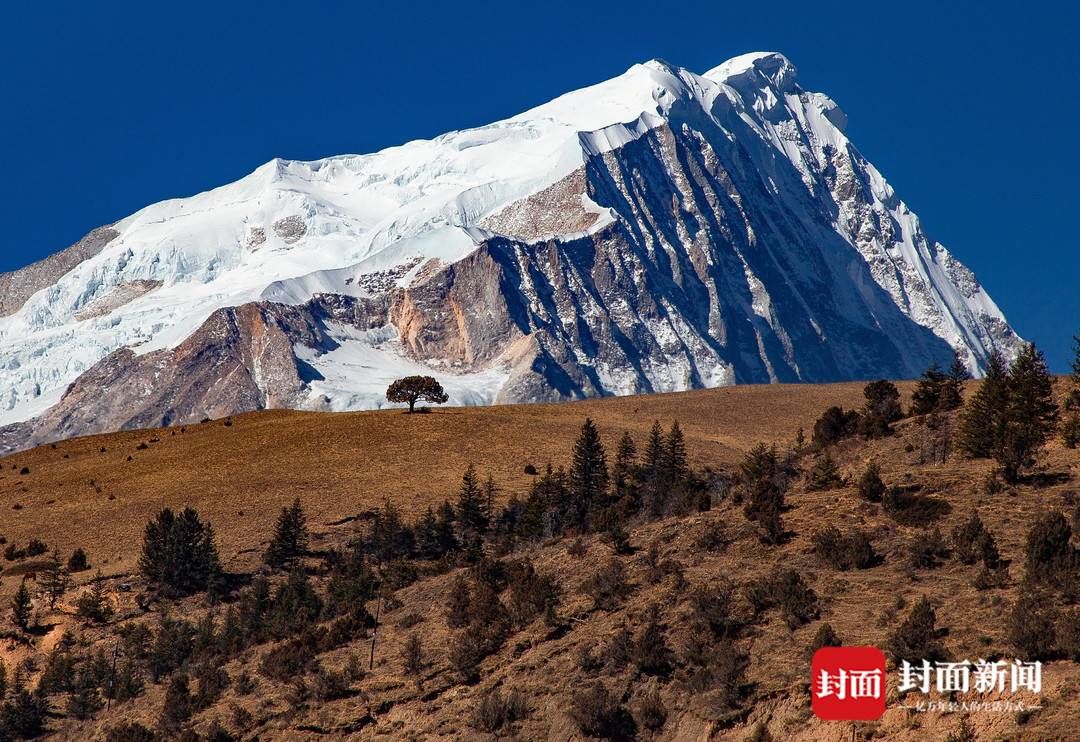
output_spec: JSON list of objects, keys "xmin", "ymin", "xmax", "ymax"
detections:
[
  {"xmin": 0, "ymin": 380, "xmax": 1078, "ymax": 741},
  {"xmin": 0, "ymin": 383, "xmax": 874, "ymax": 579}
]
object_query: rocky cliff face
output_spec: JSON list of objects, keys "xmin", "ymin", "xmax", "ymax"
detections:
[{"xmin": 0, "ymin": 52, "xmax": 1022, "ymax": 452}]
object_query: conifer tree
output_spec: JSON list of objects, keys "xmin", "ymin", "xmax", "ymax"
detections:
[
  {"xmin": 11, "ymin": 580, "xmax": 31, "ymax": 631},
  {"xmin": 67, "ymin": 670, "xmax": 103, "ymax": 720},
  {"xmin": 612, "ymin": 431, "xmax": 637, "ymax": 504},
  {"xmin": 435, "ymin": 500, "xmax": 459, "ymax": 555},
  {"xmin": 264, "ymin": 498, "xmax": 309, "ymax": 570},
  {"xmin": 959, "ymin": 351, "xmax": 1008, "ymax": 458},
  {"xmin": 139, "ymin": 507, "xmax": 222, "ymax": 597},
  {"xmin": 663, "ymin": 421, "xmax": 688, "ymax": 488},
  {"xmin": 911, "ymin": 363, "xmax": 949, "ymax": 416},
  {"xmin": 369, "ymin": 499, "xmax": 414, "ymax": 562},
  {"xmin": 455, "ymin": 466, "xmax": 490, "ymax": 542},
  {"xmin": 887, "ymin": 595, "xmax": 944, "ymax": 663},
  {"xmin": 159, "ymin": 672, "xmax": 194, "ymax": 732},
  {"xmin": 2, "ymin": 687, "xmax": 47, "ymax": 738},
  {"xmin": 569, "ymin": 418, "xmax": 609, "ymax": 528},
  {"xmin": 67, "ymin": 547, "xmax": 89, "ymax": 573},
  {"xmin": 942, "ymin": 352, "xmax": 972, "ymax": 410},
  {"xmin": 642, "ymin": 421, "xmax": 666, "ymax": 517},
  {"xmin": 414, "ymin": 507, "xmax": 441, "ymax": 560},
  {"xmin": 999, "ymin": 343, "xmax": 1058, "ymax": 482},
  {"xmin": 40, "ymin": 550, "xmax": 72, "ymax": 609},
  {"xmin": 857, "ymin": 461, "xmax": 886, "ymax": 502},
  {"xmin": 76, "ymin": 572, "xmax": 114, "ymax": 624},
  {"xmin": 739, "ymin": 443, "xmax": 786, "ymax": 544},
  {"xmin": 860, "ymin": 380, "xmax": 903, "ymax": 437},
  {"xmin": 808, "ymin": 452, "xmax": 842, "ymax": 491},
  {"xmin": 643, "ymin": 421, "xmax": 664, "ymax": 476}
]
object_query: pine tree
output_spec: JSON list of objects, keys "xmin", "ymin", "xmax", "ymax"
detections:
[
  {"xmin": 942, "ymin": 352, "xmax": 972, "ymax": 410},
  {"xmin": 1063, "ymin": 331, "xmax": 1080, "ymax": 444},
  {"xmin": 998, "ymin": 343, "xmax": 1059, "ymax": 482},
  {"xmin": 67, "ymin": 547, "xmax": 89, "ymax": 573},
  {"xmin": 740, "ymin": 444, "xmax": 786, "ymax": 544},
  {"xmin": 952, "ymin": 511, "xmax": 990, "ymax": 565},
  {"xmin": 139, "ymin": 507, "xmax": 222, "ymax": 597},
  {"xmin": 959, "ymin": 351, "xmax": 1008, "ymax": 458},
  {"xmin": 11, "ymin": 580, "xmax": 32, "ymax": 631},
  {"xmin": 456, "ymin": 465, "xmax": 489, "ymax": 558},
  {"xmin": 857, "ymin": 461, "xmax": 886, "ymax": 502},
  {"xmin": 159, "ymin": 672, "xmax": 194, "ymax": 732},
  {"xmin": 568, "ymin": 418, "xmax": 609, "ymax": 528},
  {"xmin": 264, "ymin": 498, "xmax": 309, "ymax": 569},
  {"xmin": 612, "ymin": 432, "xmax": 637, "ymax": 505},
  {"xmin": 860, "ymin": 380, "xmax": 903, "ymax": 437},
  {"xmin": 269, "ymin": 569, "xmax": 322, "ymax": 638},
  {"xmin": 1062, "ymin": 412, "xmax": 1080, "ymax": 449},
  {"xmin": 401, "ymin": 633, "xmax": 424, "ymax": 675},
  {"xmin": 76, "ymin": 572, "xmax": 114, "ymax": 624},
  {"xmin": 369, "ymin": 499, "xmax": 414, "ymax": 562},
  {"xmin": 414, "ymin": 507, "xmax": 441, "ymax": 560},
  {"xmin": 40, "ymin": 550, "xmax": 72, "ymax": 609},
  {"xmin": 911, "ymin": 363, "xmax": 949, "ymax": 416},
  {"xmin": 446, "ymin": 574, "xmax": 471, "ymax": 629},
  {"xmin": 807, "ymin": 452, "xmax": 842, "ymax": 491},
  {"xmin": 1, "ymin": 688, "xmax": 47, "ymax": 739},
  {"xmin": 1007, "ymin": 587, "xmax": 1058, "ymax": 660},
  {"xmin": 67, "ymin": 669, "xmax": 103, "ymax": 720},
  {"xmin": 435, "ymin": 500, "xmax": 459, "ymax": 555},
  {"xmin": 1023, "ymin": 510, "xmax": 1074, "ymax": 586},
  {"xmin": 887, "ymin": 595, "xmax": 944, "ymax": 663},
  {"xmin": 663, "ymin": 421, "xmax": 688, "ymax": 488},
  {"xmin": 643, "ymin": 421, "xmax": 664, "ymax": 474},
  {"xmin": 642, "ymin": 421, "xmax": 666, "ymax": 517}
]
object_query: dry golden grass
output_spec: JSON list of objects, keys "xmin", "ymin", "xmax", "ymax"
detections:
[
  {"xmin": 0, "ymin": 382, "xmax": 877, "ymax": 578},
  {"xmin": 3, "ymin": 380, "xmax": 1079, "ymax": 740}
]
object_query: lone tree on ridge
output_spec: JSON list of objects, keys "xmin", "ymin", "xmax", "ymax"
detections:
[{"xmin": 386, "ymin": 375, "xmax": 449, "ymax": 413}]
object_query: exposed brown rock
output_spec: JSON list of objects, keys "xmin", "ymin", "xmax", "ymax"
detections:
[
  {"xmin": 480, "ymin": 167, "xmax": 598, "ymax": 240},
  {"xmin": 72, "ymin": 279, "xmax": 163, "ymax": 320},
  {"xmin": 0, "ymin": 225, "xmax": 119, "ymax": 316}
]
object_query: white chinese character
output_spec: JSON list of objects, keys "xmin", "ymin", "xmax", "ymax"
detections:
[
  {"xmin": 818, "ymin": 668, "xmax": 847, "ymax": 699},
  {"xmin": 972, "ymin": 659, "xmax": 1007, "ymax": 692},
  {"xmin": 848, "ymin": 669, "xmax": 883, "ymax": 699},
  {"xmin": 899, "ymin": 660, "xmax": 932, "ymax": 693},
  {"xmin": 935, "ymin": 661, "xmax": 971, "ymax": 692},
  {"xmin": 1011, "ymin": 660, "xmax": 1041, "ymax": 693}
]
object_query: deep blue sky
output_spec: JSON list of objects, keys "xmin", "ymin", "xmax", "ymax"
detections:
[{"xmin": 2, "ymin": 1, "xmax": 1076, "ymax": 369}]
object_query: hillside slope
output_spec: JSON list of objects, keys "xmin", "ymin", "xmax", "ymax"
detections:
[
  {"xmin": 0, "ymin": 382, "xmax": 1077, "ymax": 740},
  {"xmin": 0, "ymin": 383, "xmax": 871, "ymax": 571}
]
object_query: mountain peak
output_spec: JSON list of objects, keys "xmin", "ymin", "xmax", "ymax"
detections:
[
  {"xmin": 704, "ymin": 51, "xmax": 798, "ymax": 91},
  {"xmin": 0, "ymin": 52, "xmax": 1022, "ymax": 450}
]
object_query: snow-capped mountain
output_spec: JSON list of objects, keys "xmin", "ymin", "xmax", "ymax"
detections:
[{"xmin": 0, "ymin": 52, "xmax": 1021, "ymax": 451}]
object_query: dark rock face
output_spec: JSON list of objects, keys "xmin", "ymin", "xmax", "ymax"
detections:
[
  {"xmin": 377, "ymin": 120, "xmax": 978, "ymax": 404},
  {"xmin": 0, "ymin": 225, "xmax": 119, "ymax": 317}
]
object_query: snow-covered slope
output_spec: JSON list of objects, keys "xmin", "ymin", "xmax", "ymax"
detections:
[{"xmin": 0, "ymin": 52, "xmax": 1021, "ymax": 448}]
